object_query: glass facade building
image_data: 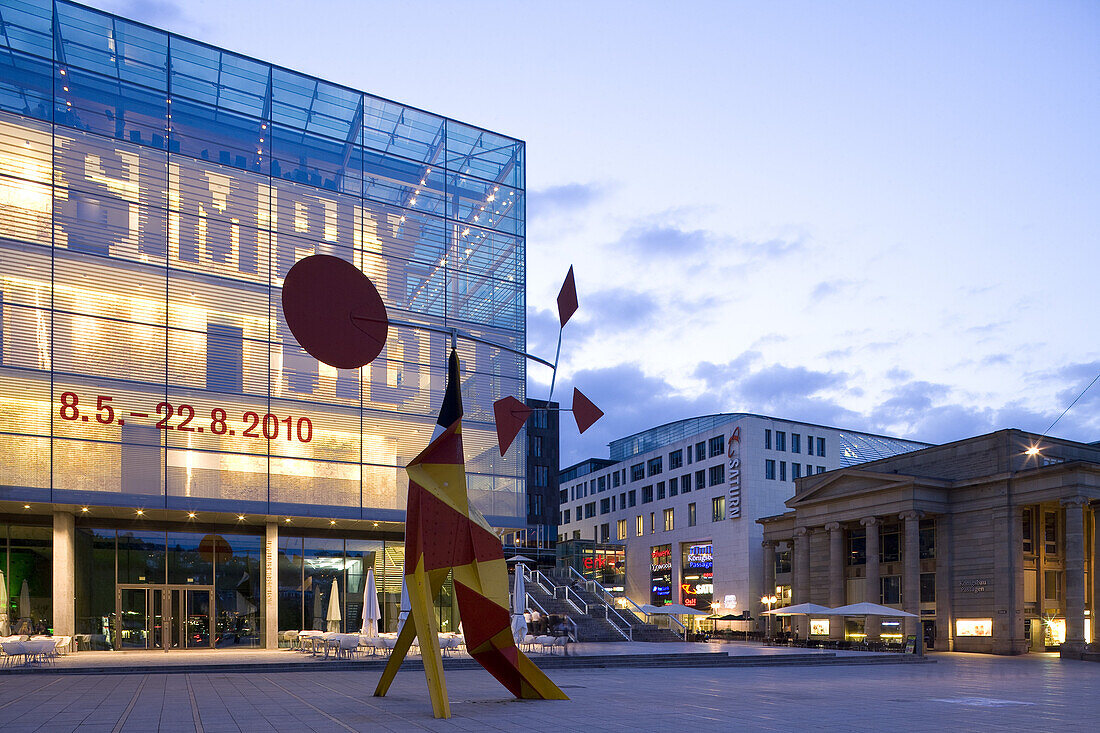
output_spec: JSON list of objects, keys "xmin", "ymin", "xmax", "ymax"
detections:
[{"xmin": 0, "ymin": 0, "xmax": 525, "ymax": 647}]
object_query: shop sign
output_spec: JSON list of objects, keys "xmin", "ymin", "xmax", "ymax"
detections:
[
  {"xmin": 727, "ymin": 426, "xmax": 741, "ymax": 519},
  {"xmin": 959, "ymin": 578, "xmax": 990, "ymax": 594},
  {"xmin": 650, "ymin": 544, "xmax": 673, "ymax": 605}
]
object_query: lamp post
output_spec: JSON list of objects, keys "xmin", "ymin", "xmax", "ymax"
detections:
[{"xmin": 761, "ymin": 594, "xmax": 778, "ymax": 640}]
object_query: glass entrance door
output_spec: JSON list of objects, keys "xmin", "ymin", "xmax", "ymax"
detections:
[{"xmin": 116, "ymin": 585, "xmax": 214, "ymax": 650}]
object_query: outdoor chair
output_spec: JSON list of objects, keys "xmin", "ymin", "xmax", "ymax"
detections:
[
  {"xmin": 534, "ymin": 635, "xmax": 554, "ymax": 654},
  {"xmin": 521, "ymin": 634, "xmax": 537, "ymax": 653},
  {"xmin": 0, "ymin": 640, "xmax": 26, "ymax": 667},
  {"xmin": 552, "ymin": 637, "xmax": 568, "ymax": 656}
]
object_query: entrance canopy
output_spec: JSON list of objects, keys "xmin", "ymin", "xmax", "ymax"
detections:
[{"xmin": 825, "ymin": 602, "xmax": 918, "ymax": 618}]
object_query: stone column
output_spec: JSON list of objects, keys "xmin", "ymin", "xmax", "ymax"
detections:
[
  {"xmin": 991, "ymin": 504, "xmax": 1026, "ymax": 654},
  {"xmin": 793, "ymin": 527, "xmax": 810, "ymax": 639},
  {"xmin": 1062, "ymin": 497, "xmax": 1088, "ymax": 653},
  {"xmin": 934, "ymin": 515, "xmax": 953, "ymax": 651},
  {"xmin": 861, "ymin": 517, "xmax": 880, "ymax": 640},
  {"xmin": 51, "ymin": 511, "xmax": 76, "ymax": 637},
  {"xmin": 262, "ymin": 521, "xmax": 279, "ymax": 649},
  {"xmin": 826, "ymin": 522, "xmax": 845, "ymax": 640},
  {"xmin": 900, "ymin": 511, "xmax": 922, "ymax": 643},
  {"xmin": 761, "ymin": 541, "xmax": 776, "ymax": 637}
]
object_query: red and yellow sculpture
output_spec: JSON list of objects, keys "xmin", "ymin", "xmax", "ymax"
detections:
[{"xmin": 373, "ymin": 349, "xmax": 568, "ymax": 718}]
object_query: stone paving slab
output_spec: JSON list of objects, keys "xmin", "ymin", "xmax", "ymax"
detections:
[{"xmin": 0, "ymin": 652, "xmax": 1094, "ymax": 732}]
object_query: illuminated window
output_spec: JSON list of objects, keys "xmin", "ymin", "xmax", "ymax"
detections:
[
  {"xmin": 635, "ymin": 515, "xmax": 643, "ymax": 536},
  {"xmin": 711, "ymin": 496, "xmax": 725, "ymax": 522},
  {"xmin": 617, "ymin": 519, "xmax": 627, "ymax": 540},
  {"xmin": 687, "ymin": 502, "xmax": 696, "ymax": 527},
  {"xmin": 955, "ymin": 619, "xmax": 993, "ymax": 637},
  {"xmin": 810, "ymin": 618, "xmax": 829, "ymax": 636},
  {"xmin": 663, "ymin": 508, "xmax": 674, "ymax": 532},
  {"xmin": 649, "ymin": 512, "xmax": 655, "ymax": 534}
]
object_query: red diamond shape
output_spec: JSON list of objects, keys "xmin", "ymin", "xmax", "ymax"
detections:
[
  {"xmin": 493, "ymin": 396, "xmax": 532, "ymax": 455},
  {"xmin": 572, "ymin": 388, "xmax": 603, "ymax": 434}
]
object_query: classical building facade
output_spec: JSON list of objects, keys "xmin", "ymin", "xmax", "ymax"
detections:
[{"xmin": 759, "ymin": 429, "xmax": 1100, "ymax": 655}]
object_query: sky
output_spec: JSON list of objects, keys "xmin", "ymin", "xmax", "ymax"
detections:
[{"xmin": 90, "ymin": 0, "xmax": 1100, "ymax": 468}]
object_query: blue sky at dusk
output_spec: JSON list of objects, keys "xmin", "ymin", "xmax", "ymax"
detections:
[{"xmin": 91, "ymin": 0, "xmax": 1100, "ymax": 467}]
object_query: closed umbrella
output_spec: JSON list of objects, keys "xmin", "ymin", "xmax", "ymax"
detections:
[
  {"xmin": 396, "ymin": 575, "xmax": 410, "ymax": 633},
  {"xmin": 510, "ymin": 563, "xmax": 527, "ymax": 643},
  {"xmin": 326, "ymin": 580, "xmax": 342, "ymax": 632},
  {"xmin": 0, "ymin": 570, "xmax": 8, "ymax": 636},
  {"xmin": 360, "ymin": 568, "xmax": 381, "ymax": 637},
  {"xmin": 18, "ymin": 579, "xmax": 30, "ymax": 622}
]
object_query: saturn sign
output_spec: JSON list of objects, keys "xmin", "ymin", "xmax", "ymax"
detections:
[{"xmin": 727, "ymin": 426, "xmax": 742, "ymax": 519}]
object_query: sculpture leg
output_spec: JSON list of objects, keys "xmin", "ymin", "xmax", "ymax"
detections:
[
  {"xmin": 407, "ymin": 560, "xmax": 449, "ymax": 718},
  {"xmin": 373, "ymin": 614, "xmax": 419, "ymax": 698}
]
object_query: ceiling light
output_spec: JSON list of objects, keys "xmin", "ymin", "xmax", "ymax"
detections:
[
  {"xmin": 136, "ymin": 509, "xmax": 144, "ymax": 516},
  {"xmin": 284, "ymin": 518, "xmax": 291, "ymax": 523},
  {"xmin": 80, "ymin": 507, "xmax": 89, "ymax": 513},
  {"xmin": 187, "ymin": 512, "xmax": 196, "ymax": 519},
  {"xmin": 237, "ymin": 514, "xmax": 245, "ymax": 521},
  {"xmin": 329, "ymin": 520, "xmax": 336, "ymax": 525},
  {"xmin": 23, "ymin": 504, "xmax": 30, "ymax": 510}
]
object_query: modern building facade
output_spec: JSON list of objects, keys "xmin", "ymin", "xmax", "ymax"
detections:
[
  {"xmin": 556, "ymin": 414, "xmax": 927, "ymax": 618},
  {"xmin": 517, "ymin": 398, "xmax": 559, "ymax": 562},
  {"xmin": 759, "ymin": 430, "xmax": 1100, "ymax": 655},
  {"xmin": 0, "ymin": 0, "xmax": 526, "ymax": 649}
]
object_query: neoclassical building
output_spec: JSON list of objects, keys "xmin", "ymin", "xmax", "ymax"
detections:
[{"xmin": 759, "ymin": 430, "xmax": 1100, "ymax": 655}]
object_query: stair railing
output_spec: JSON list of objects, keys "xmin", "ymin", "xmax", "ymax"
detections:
[
  {"xmin": 555, "ymin": 585, "xmax": 588, "ymax": 615},
  {"xmin": 563, "ymin": 568, "xmax": 633, "ymax": 640}
]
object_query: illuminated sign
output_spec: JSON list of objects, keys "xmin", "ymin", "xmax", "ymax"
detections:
[
  {"xmin": 681, "ymin": 542, "xmax": 713, "ymax": 610},
  {"xmin": 955, "ymin": 618, "xmax": 993, "ymax": 637},
  {"xmin": 650, "ymin": 544, "xmax": 673, "ymax": 605},
  {"xmin": 727, "ymin": 426, "xmax": 741, "ymax": 519}
]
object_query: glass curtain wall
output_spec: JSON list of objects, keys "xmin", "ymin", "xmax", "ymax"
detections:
[{"xmin": 0, "ymin": 523, "xmax": 52, "ymax": 635}]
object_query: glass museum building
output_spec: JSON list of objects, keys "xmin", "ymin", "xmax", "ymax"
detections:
[{"xmin": 0, "ymin": 0, "xmax": 527, "ymax": 650}]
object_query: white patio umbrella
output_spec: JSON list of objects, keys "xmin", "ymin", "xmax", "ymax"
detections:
[
  {"xmin": 359, "ymin": 568, "xmax": 381, "ymax": 637},
  {"xmin": 0, "ymin": 570, "xmax": 8, "ymax": 636},
  {"xmin": 510, "ymin": 564, "xmax": 527, "ymax": 643},
  {"xmin": 326, "ymin": 580, "xmax": 342, "ymax": 632},
  {"xmin": 824, "ymin": 602, "xmax": 918, "ymax": 618},
  {"xmin": 505, "ymin": 555, "xmax": 534, "ymax": 564},
  {"xmin": 761, "ymin": 603, "xmax": 836, "ymax": 616}
]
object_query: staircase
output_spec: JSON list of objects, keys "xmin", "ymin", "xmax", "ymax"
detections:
[{"xmin": 513, "ymin": 567, "xmax": 683, "ymax": 643}]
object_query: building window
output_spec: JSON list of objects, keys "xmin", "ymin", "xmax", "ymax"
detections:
[
  {"xmin": 765, "ymin": 429, "xmax": 772, "ymax": 450},
  {"xmin": 765, "ymin": 460, "xmax": 776, "ymax": 480},
  {"xmin": 617, "ymin": 519, "xmax": 627, "ymax": 540},
  {"xmin": 708, "ymin": 435, "xmax": 724, "ymax": 457},
  {"xmin": 775, "ymin": 548, "xmax": 792, "ymax": 574},
  {"xmin": 628, "ymin": 490, "xmax": 637, "ymax": 508},
  {"xmin": 530, "ymin": 435, "xmax": 543, "ymax": 457},
  {"xmin": 559, "ymin": 489, "xmax": 567, "ymax": 504},
  {"xmin": 791, "ymin": 433, "xmax": 801, "ymax": 454},
  {"xmin": 663, "ymin": 508, "xmax": 674, "ymax": 531},
  {"xmin": 534, "ymin": 465, "xmax": 548, "ymax": 487},
  {"xmin": 532, "ymin": 409, "xmax": 548, "ymax": 429},
  {"xmin": 600, "ymin": 498, "xmax": 610, "ymax": 515},
  {"xmin": 817, "ymin": 437, "xmax": 826, "ymax": 457},
  {"xmin": 1044, "ymin": 570, "xmax": 1060, "ymax": 600},
  {"xmin": 776, "ymin": 431, "xmax": 786, "ymax": 452},
  {"xmin": 806, "ymin": 463, "xmax": 813, "ymax": 476},
  {"xmin": 647, "ymin": 457, "xmax": 663, "ymax": 476},
  {"xmin": 711, "ymin": 496, "xmax": 725, "ymax": 522},
  {"xmin": 636, "ymin": 515, "xmax": 644, "ymax": 536},
  {"xmin": 657, "ymin": 482, "xmax": 666, "ymax": 500},
  {"xmin": 695, "ymin": 470, "xmax": 706, "ymax": 491},
  {"xmin": 847, "ymin": 529, "xmax": 866, "ymax": 566},
  {"xmin": 688, "ymin": 503, "xmax": 697, "ymax": 527},
  {"xmin": 792, "ymin": 463, "xmax": 801, "ymax": 480},
  {"xmin": 920, "ymin": 572, "xmax": 936, "ymax": 603},
  {"xmin": 687, "ymin": 445, "xmax": 692, "ymax": 464},
  {"xmin": 620, "ymin": 492, "xmax": 627, "ymax": 509},
  {"xmin": 1044, "ymin": 511, "xmax": 1058, "ymax": 555},
  {"xmin": 807, "ymin": 435, "xmax": 814, "ymax": 455},
  {"xmin": 880, "ymin": 575, "xmax": 901, "ymax": 605},
  {"xmin": 631, "ymin": 463, "xmax": 645, "ymax": 482},
  {"xmin": 880, "ymin": 524, "xmax": 901, "ymax": 563},
  {"xmin": 669, "ymin": 477, "xmax": 679, "ymax": 496},
  {"xmin": 695, "ymin": 441, "xmax": 706, "ymax": 462},
  {"xmin": 585, "ymin": 502, "xmax": 596, "ymax": 519},
  {"xmin": 682, "ymin": 474, "xmax": 692, "ymax": 493},
  {"xmin": 708, "ymin": 464, "xmax": 725, "ymax": 486},
  {"xmin": 612, "ymin": 472, "xmax": 621, "ymax": 488},
  {"xmin": 597, "ymin": 475, "xmax": 606, "ymax": 492},
  {"xmin": 600, "ymin": 524, "xmax": 610, "ymax": 543},
  {"xmin": 1022, "ymin": 508, "xmax": 1034, "ymax": 554},
  {"xmin": 816, "ymin": 466, "xmax": 826, "ymax": 474},
  {"xmin": 642, "ymin": 485, "xmax": 653, "ymax": 504},
  {"xmin": 207, "ymin": 324, "xmax": 244, "ymax": 392},
  {"xmin": 919, "ymin": 519, "xmax": 936, "ymax": 559},
  {"xmin": 669, "ymin": 449, "xmax": 683, "ymax": 470},
  {"xmin": 650, "ymin": 513, "xmax": 656, "ymax": 534},
  {"xmin": 562, "ymin": 509, "xmax": 570, "ymax": 524},
  {"xmin": 779, "ymin": 461, "xmax": 786, "ymax": 482}
]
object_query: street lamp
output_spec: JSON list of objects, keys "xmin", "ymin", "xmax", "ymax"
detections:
[{"xmin": 761, "ymin": 594, "xmax": 778, "ymax": 640}]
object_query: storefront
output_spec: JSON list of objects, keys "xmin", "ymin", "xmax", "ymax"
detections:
[
  {"xmin": 650, "ymin": 545, "xmax": 673, "ymax": 606},
  {"xmin": 555, "ymin": 539, "xmax": 625, "ymax": 591},
  {"xmin": 680, "ymin": 542, "xmax": 713, "ymax": 611}
]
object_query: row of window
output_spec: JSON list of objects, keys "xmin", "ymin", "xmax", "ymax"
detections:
[
  {"xmin": 566, "ymin": 496, "xmax": 729, "ymax": 539},
  {"xmin": 765, "ymin": 429, "xmax": 825, "ymax": 457},
  {"xmin": 765, "ymin": 461, "xmax": 827, "ymax": 481}
]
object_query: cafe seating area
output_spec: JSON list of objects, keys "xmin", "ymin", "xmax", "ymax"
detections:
[{"xmin": 0, "ymin": 635, "xmax": 73, "ymax": 667}]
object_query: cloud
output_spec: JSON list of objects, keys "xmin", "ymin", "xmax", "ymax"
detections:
[
  {"xmin": 580, "ymin": 287, "xmax": 659, "ymax": 332},
  {"xmin": 619, "ymin": 225, "xmax": 715, "ymax": 257},
  {"xmin": 886, "ymin": 367, "xmax": 912, "ymax": 381},
  {"xmin": 810, "ymin": 279, "xmax": 860, "ymax": 302},
  {"xmin": 528, "ymin": 182, "xmax": 606, "ymax": 219}
]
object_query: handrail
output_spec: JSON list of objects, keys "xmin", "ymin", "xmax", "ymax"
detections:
[
  {"xmin": 524, "ymin": 567, "xmax": 557, "ymax": 597},
  {"xmin": 564, "ymin": 616, "xmax": 578, "ymax": 643},
  {"xmin": 555, "ymin": 585, "xmax": 588, "ymax": 615},
  {"xmin": 524, "ymin": 591, "xmax": 550, "ymax": 618},
  {"xmin": 564, "ymin": 568, "xmax": 632, "ymax": 640}
]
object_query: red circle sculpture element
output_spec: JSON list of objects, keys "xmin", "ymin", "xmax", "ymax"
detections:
[{"xmin": 281, "ymin": 254, "xmax": 389, "ymax": 369}]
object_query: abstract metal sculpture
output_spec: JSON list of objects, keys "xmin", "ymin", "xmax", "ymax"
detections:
[{"xmin": 281, "ymin": 254, "xmax": 594, "ymax": 718}]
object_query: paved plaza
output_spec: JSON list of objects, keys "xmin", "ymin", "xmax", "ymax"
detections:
[{"xmin": 0, "ymin": 652, "xmax": 1096, "ymax": 732}]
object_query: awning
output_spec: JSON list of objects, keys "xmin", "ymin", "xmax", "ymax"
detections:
[
  {"xmin": 762, "ymin": 603, "xmax": 836, "ymax": 616},
  {"xmin": 824, "ymin": 602, "xmax": 918, "ymax": 618}
]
